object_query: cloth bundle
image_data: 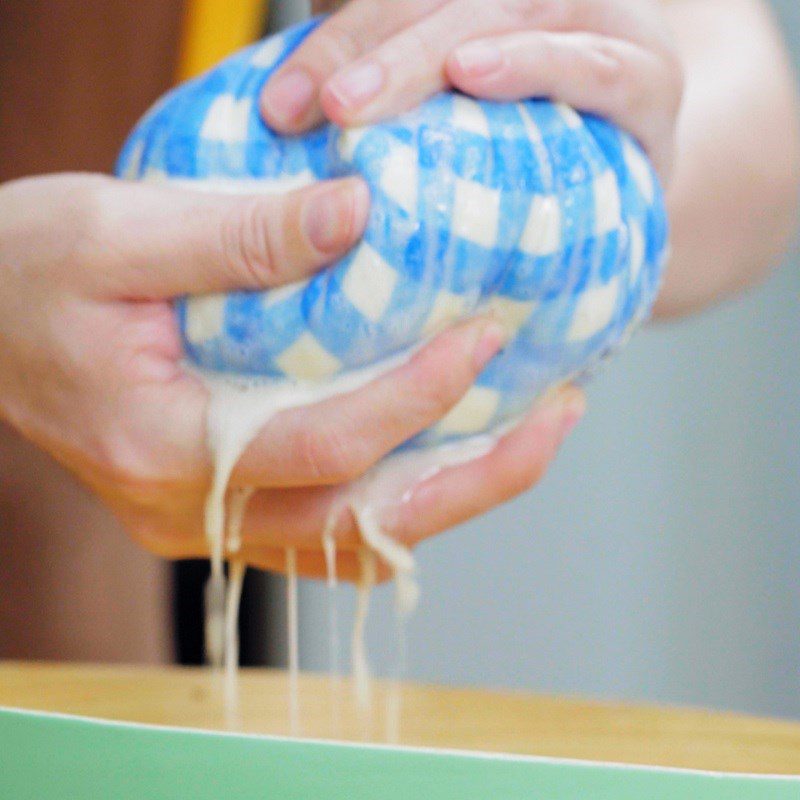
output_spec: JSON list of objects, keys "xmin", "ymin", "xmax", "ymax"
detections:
[{"xmin": 118, "ymin": 18, "xmax": 669, "ymax": 451}]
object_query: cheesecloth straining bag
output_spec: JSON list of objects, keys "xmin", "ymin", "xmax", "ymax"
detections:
[{"xmin": 117, "ymin": 18, "xmax": 669, "ymax": 453}]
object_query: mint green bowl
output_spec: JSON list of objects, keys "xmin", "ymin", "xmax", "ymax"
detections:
[{"xmin": 2, "ymin": 707, "xmax": 798, "ymax": 799}]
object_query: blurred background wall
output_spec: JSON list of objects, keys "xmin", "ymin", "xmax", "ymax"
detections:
[{"xmin": 294, "ymin": 0, "xmax": 800, "ymax": 719}]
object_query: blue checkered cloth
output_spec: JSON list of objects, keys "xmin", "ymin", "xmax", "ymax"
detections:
[{"xmin": 117, "ymin": 18, "xmax": 668, "ymax": 450}]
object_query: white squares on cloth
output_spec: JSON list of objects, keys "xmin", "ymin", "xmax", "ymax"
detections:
[
  {"xmin": 452, "ymin": 178, "xmax": 501, "ymax": 249},
  {"xmin": 437, "ymin": 386, "xmax": 500, "ymax": 435},
  {"xmin": 488, "ymin": 296, "xmax": 538, "ymax": 333},
  {"xmin": 339, "ymin": 126, "xmax": 368, "ymax": 161},
  {"xmin": 262, "ymin": 280, "xmax": 304, "ymax": 308},
  {"xmin": 143, "ymin": 167, "xmax": 169, "ymax": 183},
  {"xmin": 593, "ymin": 170, "xmax": 622, "ymax": 236},
  {"xmin": 556, "ymin": 103, "xmax": 583, "ymax": 130},
  {"xmin": 380, "ymin": 143, "xmax": 418, "ymax": 215},
  {"xmin": 120, "ymin": 140, "xmax": 144, "ymax": 179},
  {"xmin": 623, "ymin": 138, "xmax": 655, "ymax": 203},
  {"xmin": 185, "ymin": 294, "xmax": 227, "ymax": 343},
  {"xmin": 275, "ymin": 332, "xmax": 342, "ymax": 379},
  {"xmin": 627, "ymin": 220, "xmax": 645, "ymax": 284},
  {"xmin": 451, "ymin": 96, "xmax": 491, "ymax": 138},
  {"xmin": 518, "ymin": 105, "xmax": 554, "ymax": 189},
  {"xmin": 423, "ymin": 290, "xmax": 468, "ymax": 335},
  {"xmin": 519, "ymin": 194, "xmax": 561, "ymax": 256},
  {"xmin": 567, "ymin": 276, "xmax": 620, "ymax": 341},
  {"xmin": 251, "ymin": 35, "xmax": 285, "ymax": 67},
  {"xmin": 200, "ymin": 95, "xmax": 252, "ymax": 142},
  {"xmin": 342, "ymin": 243, "xmax": 398, "ymax": 322},
  {"xmin": 518, "ymin": 103, "xmax": 544, "ymax": 146}
]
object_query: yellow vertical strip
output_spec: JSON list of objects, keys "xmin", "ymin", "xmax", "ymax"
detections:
[{"xmin": 177, "ymin": 0, "xmax": 269, "ymax": 82}]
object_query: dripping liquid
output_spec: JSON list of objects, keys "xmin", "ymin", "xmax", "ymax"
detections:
[{"xmin": 198, "ymin": 362, "xmax": 500, "ymax": 738}]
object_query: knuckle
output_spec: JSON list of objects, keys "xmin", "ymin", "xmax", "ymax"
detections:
[
  {"xmin": 413, "ymin": 369, "xmax": 466, "ymax": 424},
  {"xmin": 62, "ymin": 176, "xmax": 119, "ymax": 267},
  {"xmin": 294, "ymin": 422, "xmax": 366, "ymax": 484},
  {"xmin": 569, "ymin": 33, "xmax": 623, "ymax": 86},
  {"xmin": 535, "ymin": 32, "xmax": 560, "ymax": 63},
  {"xmin": 71, "ymin": 174, "xmax": 115, "ymax": 226},
  {"xmin": 501, "ymin": 0, "xmax": 565, "ymax": 25},
  {"xmin": 90, "ymin": 427, "xmax": 167, "ymax": 505},
  {"xmin": 500, "ymin": 0, "xmax": 540, "ymax": 17},
  {"xmin": 407, "ymin": 331, "xmax": 479, "ymax": 423},
  {"xmin": 663, "ymin": 52, "xmax": 686, "ymax": 114},
  {"xmin": 593, "ymin": 44, "xmax": 684, "ymax": 122},
  {"xmin": 608, "ymin": 64, "xmax": 649, "ymax": 116},
  {"xmin": 314, "ymin": 20, "xmax": 364, "ymax": 71},
  {"xmin": 403, "ymin": 25, "xmax": 439, "ymax": 67},
  {"xmin": 219, "ymin": 198, "xmax": 281, "ymax": 287}
]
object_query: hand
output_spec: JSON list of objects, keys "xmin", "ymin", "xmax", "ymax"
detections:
[
  {"xmin": 261, "ymin": 0, "xmax": 683, "ymax": 179},
  {"xmin": 0, "ymin": 173, "xmax": 583, "ymax": 576},
  {"xmin": 239, "ymin": 386, "xmax": 585, "ymax": 581}
]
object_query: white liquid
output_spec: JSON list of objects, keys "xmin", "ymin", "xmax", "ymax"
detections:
[
  {"xmin": 328, "ymin": 434, "xmax": 499, "ymax": 737},
  {"xmin": 199, "ymin": 351, "xmax": 504, "ymax": 734},
  {"xmin": 332, "ymin": 432, "xmax": 499, "ymax": 616},
  {"xmin": 198, "ymin": 348, "xmax": 423, "ymax": 729},
  {"xmin": 223, "ymin": 560, "xmax": 246, "ymax": 726},
  {"xmin": 199, "ymin": 345, "xmax": 419, "ymax": 672},
  {"xmin": 223, "ymin": 488, "xmax": 253, "ymax": 726},
  {"xmin": 353, "ymin": 548, "xmax": 376, "ymax": 739},
  {"xmin": 286, "ymin": 547, "xmax": 300, "ymax": 736},
  {"xmin": 321, "ymin": 527, "xmax": 342, "ymax": 736}
]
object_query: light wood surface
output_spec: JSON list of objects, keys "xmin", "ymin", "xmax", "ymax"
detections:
[{"xmin": 2, "ymin": 661, "xmax": 800, "ymax": 775}]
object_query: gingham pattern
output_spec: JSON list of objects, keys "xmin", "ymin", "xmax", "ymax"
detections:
[{"xmin": 117, "ymin": 18, "xmax": 669, "ymax": 450}]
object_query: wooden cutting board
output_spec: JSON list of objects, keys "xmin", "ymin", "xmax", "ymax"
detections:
[{"xmin": 2, "ymin": 661, "xmax": 799, "ymax": 775}]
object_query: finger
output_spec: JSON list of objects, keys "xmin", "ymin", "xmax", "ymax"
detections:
[
  {"xmin": 260, "ymin": 0, "xmax": 448, "ymax": 133},
  {"xmin": 244, "ymin": 546, "xmax": 392, "ymax": 583},
  {"xmin": 239, "ymin": 484, "xmax": 348, "ymax": 549},
  {"xmin": 121, "ymin": 489, "xmax": 389, "ymax": 582},
  {"xmin": 318, "ymin": 0, "xmax": 567, "ymax": 126},
  {"xmin": 130, "ymin": 388, "xmax": 583, "ymax": 569},
  {"xmin": 388, "ymin": 386, "xmax": 585, "ymax": 546},
  {"xmin": 232, "ymin": 317, "xmax": 507, "ymax": 487},
  {"xmin": 447, "ymin": 31, "xmax": 682, "ymax": 178},
  {"xmin": 224, "ymin": 386, "xmax": 584, "ymax": 555},
  {"xmin": 89, "ymin": 176, "xmax": 369, "ymax": 298}
]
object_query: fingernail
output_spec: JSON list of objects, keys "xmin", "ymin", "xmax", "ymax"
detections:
[
  {"xmin": 350, "ymin": 178, "xmax": 371, "ymax": 233},
  {"xmin": 326, "ymin": 61, "xmax": 384, "ymax": 111},
  {"xmin": 304, "ymin": 180, "xmax": 369, "ymax": 253},
  {"xmin": 472, "ymin": 321, "xmax": 507, "ymax": 371},
  {"xmin": 558, "ymin": 389, "xmax": 587, "ymax": 437},
  {"xmin": 452, "ymin": 40, "xmax": 504, "ymax": 77},
  {"xmin": 262, "ymin": 68, "xmax": 315, "ymax": 127}
]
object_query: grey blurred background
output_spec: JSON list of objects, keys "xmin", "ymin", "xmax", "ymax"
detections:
[{"xmin": 285, "ymin": 0, "xmax": 800, "ymax": 719}]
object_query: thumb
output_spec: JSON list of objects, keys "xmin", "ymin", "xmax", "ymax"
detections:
[{"xmin": 87, "ymin": 175, "xmax": 369, "ymax": 299}]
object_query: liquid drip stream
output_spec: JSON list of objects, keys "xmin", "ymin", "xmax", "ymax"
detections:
[{"xmin": 198, "ymin": 359, "xmax": 501, "ymax": 738}]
